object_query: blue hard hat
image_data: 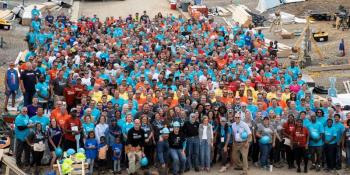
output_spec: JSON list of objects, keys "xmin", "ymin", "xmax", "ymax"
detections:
[
  {"xmin": 140, "ymin": 157, "xmax": 148, "ymax": 167},
  {"xmin": 173, "ymin": 121, "xmax": 180, "ymax": 128},
  {"xmin": 55, "ymin": 147, "xmax": 63, "ymax": 158},
  {"xmin": 310, "ymin": 131, "xmax": 320, "ymax": 140},
  {"xmin": 161, "ymin": 128, "xmax": 170, "ymax": 134},
  {"xmin": 240, "ymin": 131, "xmax": 248, "ymax": 141},
  {"xmin": 77, "ymin": 148, "xmax": 85, "ymax": 154},
  {"xmin": 66, "ymin": 148, "xmax": 76, "ymax": 157},
  {"xmin": 259, "ymin": 136, "xmax": 271, "ymax": 144}
]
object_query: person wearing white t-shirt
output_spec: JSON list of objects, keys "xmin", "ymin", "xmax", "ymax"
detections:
[{"xmin": 231, "ymin": 113, "xmax": 252, "ymax": 175}]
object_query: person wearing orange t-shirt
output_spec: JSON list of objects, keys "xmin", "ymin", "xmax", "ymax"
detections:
[
  {"xmin": 135, "ymin": 75, "xmax": 146, "ymax": 91},
  {"xmin": 135, "ymin": 90, "xmax": 146, "ymax": 111},
  {"xmin": 50, "ymin": 102, "xmax": 70, "ymax": 128},
  {"xmin": 215, "ymin": 56, "xmax": 227, "ymax": 70},
  {"xmin": 48, "ymin": 61, "xmax": 59, "ymax": 80}
]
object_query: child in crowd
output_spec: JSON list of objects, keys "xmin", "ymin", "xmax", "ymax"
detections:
[
  {"xmin": 85, "ymin": 131, "xmax": 98, "ymax": 175},
  {"xmin": 112, "ymin": 137, "xmax": 123, "ymax": 174},
  {"xmin": 98, "ymin": 136, "xmax": 108, "ymax": 174}
]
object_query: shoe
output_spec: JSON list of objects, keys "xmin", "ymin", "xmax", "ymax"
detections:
[
  {"xmin": 304, "ymin": 167, "xmax": 308, "ymax": 173},
  {"xmin": 194, "ymin": 167, "xmax": 200, "ymax": 172},
  {"xmin": 316, "ymin": 165, "xmax": 321, "ymax": 172},
  {"xmin": 117, "ymin": 171, "xmax": 122, "ymax": 174},
  {"xmin": 219, "ymin": 166, "xmax": 227, "ymax": 173},
  {"xmin": 205, "ymin": 168, "xmax": 210, "ymax": 172},
  {"xmin": 254, "ymin": 162, "xmax": 259, "ymax": 167},
  {"xmin": 297, "ymin": 168, "xmax": 301, "ymax": 173},
  {"xmin": 234, "ymin": 167, "xmax": 243, "ymax": 170},
  {"xmin": 310, "ymin": 164, "xmax": 316, "ymax": 170},
  {"xmin": 184, "ymin": 168, "xmax": 190, "ymax": 172}
]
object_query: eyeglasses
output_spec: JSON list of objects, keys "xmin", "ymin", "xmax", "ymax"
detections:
[
  {"xmin": 22, "ymin": 110, "xmax": 28, "ymax": 112},
  {"xmin": 235, "ymin": 117, "xmax": 241, "ymax": 119}
]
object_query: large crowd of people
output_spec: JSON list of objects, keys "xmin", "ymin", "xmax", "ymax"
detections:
[{"xmin": 5, "ymin": 7, "xmax": 350, "ymax": 175}]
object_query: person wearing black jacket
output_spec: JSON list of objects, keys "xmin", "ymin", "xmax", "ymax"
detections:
[
  {"xmin": 182, "ymin": 113, "xmax": 200, "ymax": 172},
  {"xmin": 127, "ymin": 119, "xmax": 145, "ymax": 175},
  {"xmin": 169, "ymin": 121, "xmax": 186, "ymax": 175}
]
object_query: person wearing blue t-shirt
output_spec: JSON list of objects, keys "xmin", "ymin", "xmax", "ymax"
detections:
[
  {"xmin": 30, "ymin": 107, "xmax": 50, "ymax": 131},
  {"xmin": 35, "ymin": 75, "xmax": 50, "ymax": 112},
  {"xmin": 111, "ymin": 137, "xmax": 123, "ymax": 174},
  {"xmin": 324, "ymin": 119, "xmax": 337, "ymax": 171},
  {"xmin": 31, "ymin": 6, "xmax": 40, "ymax": 19},
  {"xmin": 85, "ymin": 131, "xmax": 98, "ymax": 175},
  {"xmin": 307, "ymin": 114, "xmax": 324, "ymax": 171},
  {"xmin": 4, "ymin": 63, "xmax": 19, "ymax": 111},
  {"xmin": 15, "ymin": 107, "xmax": 34, "ymax": 167}
]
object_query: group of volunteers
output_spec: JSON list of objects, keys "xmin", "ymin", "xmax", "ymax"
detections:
[{"xmin": 6, "ymin": 6, "xmax": 350, "ymax": 175}]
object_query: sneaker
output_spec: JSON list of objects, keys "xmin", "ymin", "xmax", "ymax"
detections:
[
  {"xmin": 219, "ymin": 166, "xmax": 227, "ymax": 173},
  {"xmin": 316, "ymin": 165, "xmax": 321, "ymax": 172},
  {"xmin": 297, "ymin": 168, "xmax": 301, "ymax": 173},
  {"xmin": 310, "ymin": 164, "xmax": 316, "ymax": 170},
  {"xmin": 194, "ymin": 167, "xmax": 200, "ymax": 172},
  {"xmin": 254, "ymin": 162, "xmax": 259, "ymax": 167},
  {"xmin": 234, "ymin": 167, "xmax": 243, "ymax": 170}
]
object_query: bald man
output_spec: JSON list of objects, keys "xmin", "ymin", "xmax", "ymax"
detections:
[
  {"xmin": 127, "ymin": 119, "xmax": 146, "ymax": 174},
  {"xmin": 20, "ymin": 62, "xmax": 37, "ymax": 106}
]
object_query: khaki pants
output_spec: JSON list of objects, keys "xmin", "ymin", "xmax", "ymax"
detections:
[
  {"xmin": 127, "ymin": 150, "xmax": 142, "ymax": 174},
  {"xmin": 232, "ymin": 142, "xmax": 249, "ymax": 174}
]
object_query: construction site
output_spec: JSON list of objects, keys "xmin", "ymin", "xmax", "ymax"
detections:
[{"xmin": 0, "ymin": 0, "xmax": 349, "ymax": 174}]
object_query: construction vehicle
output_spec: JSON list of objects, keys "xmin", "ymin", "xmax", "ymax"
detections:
[
  {"xmin": 0, "ymin": 18, "xmax": 11, "ymax": 30},
  {"xmin": 292, "ymin": 17, "xmax": 325, "ymax": 68}
]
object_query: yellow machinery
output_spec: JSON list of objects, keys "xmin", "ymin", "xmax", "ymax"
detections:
[
  {"xmin": 0, "ymin": 18, "xmax": 11, "ymax": 30},
  {"xmin": 293, "ymin": 17, "xmax": 325, "ymax": 67}
]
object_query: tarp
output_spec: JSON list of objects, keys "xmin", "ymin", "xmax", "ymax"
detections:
[
  {"xmin": 256, "ymin": 0, "xmax": 282, "ymax": 13},
  {"xmin": 256, "ymin": 0, "xmax": 305, "ymax": 13},
  {"xmin": 269, "ymin": 11, "xmax": 307, "ymax": 24},
  {"xmin": 226, "ymin": 4, "xmax": 252, "ymax": 27}
]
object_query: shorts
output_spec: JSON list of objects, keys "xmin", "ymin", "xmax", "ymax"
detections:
[{"xmin": 5, "ymin": 90, "xmax": 16, "ymax": 97}]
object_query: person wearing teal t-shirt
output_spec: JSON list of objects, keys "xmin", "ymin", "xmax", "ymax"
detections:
[
  {"xmin": 15, "ymin": 107, "xmax": 34, "ymax": 167},
  {"xmin": 307, "ymin": 114, "xmax": 324, "ymax": 171},
  {"xmin": 30, "ymin": 107, "xmax": 50, "ymax": 131},
  {"xmin": 324, "ymin": 119, "xmax": 337, "ymax": 171}
]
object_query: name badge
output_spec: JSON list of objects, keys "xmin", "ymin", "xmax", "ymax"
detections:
[
  {"xmin": 221, "ymin": 137, "xmax": 225, "ymax": 143},
  {"xmin": 144, "ymin": 133, "xmax": 148, "ymax": 138},
  {"xmin": 170, "ymin": 128, "xmax": 173, "ymax": 132}
]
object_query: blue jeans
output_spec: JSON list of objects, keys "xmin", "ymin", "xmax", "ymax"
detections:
[
  {"xmin": 157, "ymin": 141, "xmax": 169, "ymax": 165},
  {"xmin": 346, "ymin": 144, "xmax": 350, "ymax": 166},
  {"xmin": 259, "ymin": 143, "xmax": 272, "ymax": 167},
  {"xmin": 200, "ymin": 139, "xmax": 211, "ymax": 168},
  {"xmin": 185, "ymin": 136, "xmax": 199, "ymax": 169},
  {"xmin": 169, "ymin": 148, "xmax": 186, "ymax": 174},
  {"xmin": 24, "ymin": 91, "xmax": 35, "ymax": 106}
]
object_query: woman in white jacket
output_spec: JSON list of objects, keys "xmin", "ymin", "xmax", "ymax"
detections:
[{"xmin": 95, "ymin": 115, "xmax": 109, "ymax": 143}]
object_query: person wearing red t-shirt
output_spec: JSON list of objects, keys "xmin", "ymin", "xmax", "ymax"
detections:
[
  {"xmin": 282, "ymin": 114, "xmax": 296, "ymax": 169},
  {"xmin": 73, "ymin": 78, "xmax": 84, "ymax": 104},
  {"xmin": 63, "ymin": 81, "xmax": 76, "ymax": 112},
  {"xmin": 63, "ymin": 108, "xmax": 82, "ymax": 151},
  {"xmin": 292, "ymin": 119, "xmax": 309, "ymax": 173}
]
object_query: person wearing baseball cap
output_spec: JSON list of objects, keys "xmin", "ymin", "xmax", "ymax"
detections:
[
  {"xmin": 168, "ymin": 121, "xmax": 186, "ymax": 175},
  {"xmin": 156, "ymin": 127, "xmax": 171, "ymax": 172}
]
